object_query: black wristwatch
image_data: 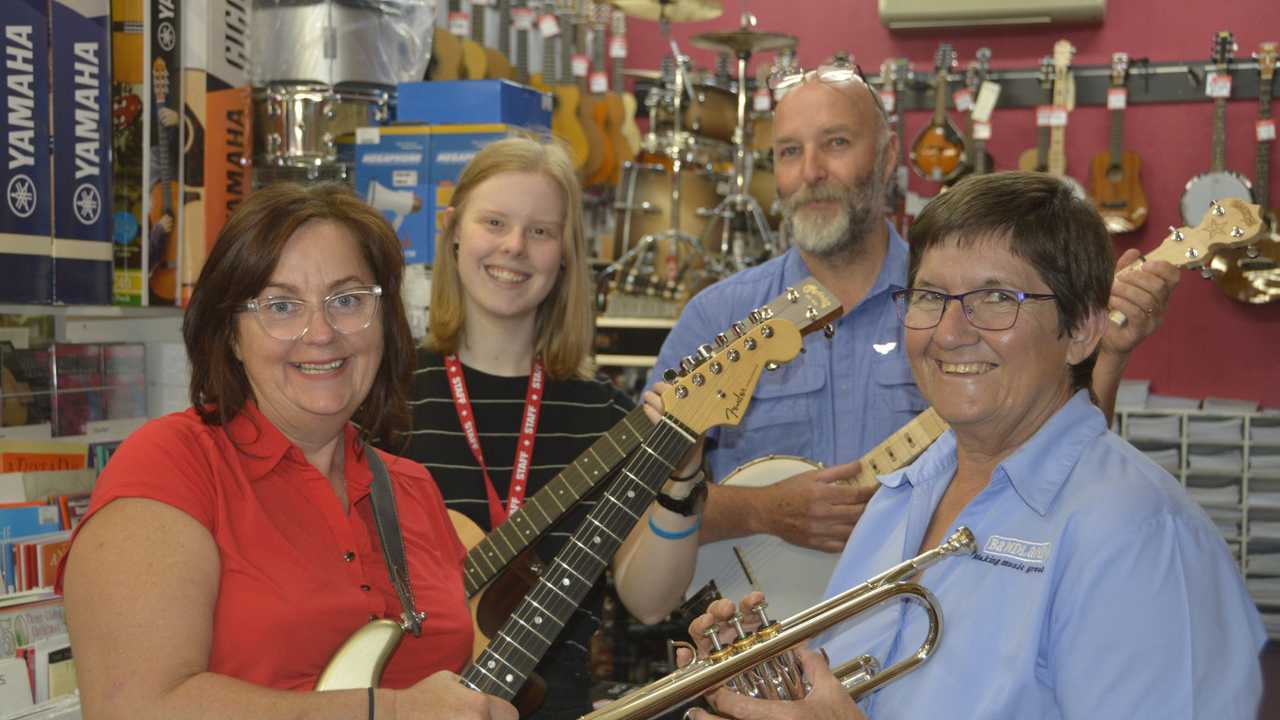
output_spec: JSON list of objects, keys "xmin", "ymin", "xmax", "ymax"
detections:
[{"xmin": 655, "ymin": 478, "xmax": 707, "ymax": 517}]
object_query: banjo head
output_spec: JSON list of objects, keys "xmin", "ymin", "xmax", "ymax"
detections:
[{"xmin": 1181, "ymin": 172, "xmax": 1254, "ymax": 226}]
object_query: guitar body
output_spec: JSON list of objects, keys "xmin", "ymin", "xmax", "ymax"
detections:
[
  {"xmin": 1212, "ymin": 211, "xmax": 1280, "ymax": 303},
  {"xmin": 485, "ymin": 48, "xmax": 513, "ymax": 80},
  {"xmin": 1089, "ymin": 149, "xmax": 1149, "ymax": 234},
  {"xmin": 619, "ymin": 91, "xmax": 641, "ymax": 159},
  {"xmin": 577, "ymin": 93, "xmax": 605, "ymax": 181},
  {"xmin": 551, "ymin": 84, "xmax": 590, "ymax": 174},
  {"xmin": 1180, "ymin": 171, "xmax": 1253, "ymax": 226},
  {"xmin": 1017, "ymin": 147, "xmax": 1088, "ymax": 200},
  {"xmin": 430, "ymin": 28, "xmax": 463, "ymax": 81},
  {"xmin": 604, "ymin": 93, "xmax": 629, "ymax": 183},
  {"xmin": 585, "ymin": 95, "xmax": 617, "ymax": 187},
  {"xmin": 461, "ymin": 39, "xmax": 488, "ymax": 80},
  {"xmin": 909, "ymin": 120, "xmax": 966, "ymax": 182}
]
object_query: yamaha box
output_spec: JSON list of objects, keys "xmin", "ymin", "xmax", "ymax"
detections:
[
  {"xmin": 395, "ymin": 80, "xmax": 551, "ymax": 130},
  {"xmin": 50, "ymin": 0, "xmax": 114, "ymax": 305},
  {"xmin": 1, "ymin": 0, "xmax": 53, "ymax": 304}
]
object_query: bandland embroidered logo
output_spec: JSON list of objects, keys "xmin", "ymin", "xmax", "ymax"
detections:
[
  {"xmin": 983, "ymin": 535, "xmax": 1051, "ymax": 565},
  {"xmin": 74, "ymin": 184, "xmax": 101, "ymax": 224},
  {"xmin": 7, "ymin": 175, "xmax": 36, "ymax": 218}
]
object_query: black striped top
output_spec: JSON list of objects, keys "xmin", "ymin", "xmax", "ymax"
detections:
[{"xmin": 402, "ymin": 348, "xmax": 633, "ymax": 717}]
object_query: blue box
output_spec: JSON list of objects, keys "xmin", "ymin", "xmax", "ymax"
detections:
[
  {"xmin": 50, "ymin": 0, "xmax": 113, "ymax": 305},
  {"xmin": 395, "ymin": 80, "xmax": 552, "ymax": 130},
  {"xmin": 355, "ymin": 126, "xmax": 435, "ymax": 264},
  {"xmin": 0, "ymin": 0, "xmax": 53, "ymax": 304}
]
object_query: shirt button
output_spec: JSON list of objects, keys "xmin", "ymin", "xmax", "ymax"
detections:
[
  {"xmin": 360, "ymin": 584, "xmax": 371, "ymax": 592},
  {"xmin": 343, "ymin": 551, "xmax": 356, "ymax": 562}
]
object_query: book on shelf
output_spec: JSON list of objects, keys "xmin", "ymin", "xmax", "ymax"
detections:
[
  {"xmin": 0, "ymin": 656, "xmax": 34, "ymax": 714},
  {"xmin": 0, "ymin": 469, "xmax": 95, "ymax": 505},
  {"xmin": 0, "ymin": 442, "xmax": 88, "ymax": 474},
  {"xmin": 0, "ymin": 598, "xmax": 65, "ymax": 659}
]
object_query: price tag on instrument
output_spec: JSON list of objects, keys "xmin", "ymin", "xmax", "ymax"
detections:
[
  {"xmin": 538, "ymin": 13, "xmax": 560, "ymax": 38},
  {"xmin": 589, "ymin": 71, "xmax": 608, "ymax": 93},
  {"xmin": 879, "ymin": 89, "xmax": 896, "ymax": 114},
  {"xmin": 571, "ymin": 53, "xmax": 589, "ymax": 78},
  {"xmin": 973, "ymin": 120, "xmax": 992, "ymax": 140},
  {"xmin": 512, "ymin": 7, "xmax": 535, "ymax": 30},
  {"xmin": 1259, "ymin": 119, "xmax": 1277, "ymax": 143},
  {"xmin": 609, "ymin": 36, "xmax": 628, "ymax": 59},
  {"xmin": 1036, "ymin": 105, "xmax": 1068, "ymax": 127},
  {"xmin": 754, "ymin": 88, "xmax": 772, "ymax": 112},
  {"xmin": 1205, "ymin": 71, "xmax": 1232, "ymax": 98},
  {"xmin": 952, "ymin": 88, "xmax": 973, "ymax": 112},
  {"xmin": 1106, "ymin": 87, "xmax": 1127, "ymax": 110},
  {"xmin": 972, "ymin": 81, "xmax": 999, "ymax": 123},
  {"xmin": 448, "ymin": 11, "xmax": 471, "ymax": 36}
]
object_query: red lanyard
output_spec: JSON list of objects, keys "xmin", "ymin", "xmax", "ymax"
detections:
[{"xmin": 444, "ymin": 354, "xmax": 544, "ymax": 528}]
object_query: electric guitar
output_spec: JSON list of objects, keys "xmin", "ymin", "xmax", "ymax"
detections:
[
  {"xmin": 909, "ymin": 43, "xmax": 966, "ymax": 183},
  {"xmin": 428, "ymin": 0, "xmax": 466, "ymax": 80},
  {"xmin": 611, "ymin": 9, "xmax": 641, "ymax": 160},
  {"xmin": 1181, "ymin": 31, "xmax": 1255, "ymax": 226},
  {"xmin": 688, "ymin": 408, "xmax": 949, "ymax": 621},
  {"xmin": 314, "ymin": 278, "xmax": 843, "ymax": 694},
  {"xmin": 1211, "ymin": 41, "xmax": 1280, "ymax": 304},
  {"xmin": 1018, "ymin": 41, "xmax": 1086, "ymax": 199},
  {"xmin": 1090, "ymin": 52, "xmax": 1149, "ymax": 234}
]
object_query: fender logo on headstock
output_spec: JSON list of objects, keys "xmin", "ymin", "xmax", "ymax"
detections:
[{"xmin": 724, "ymin": 386, "xmax": 751, "ymax": 422}]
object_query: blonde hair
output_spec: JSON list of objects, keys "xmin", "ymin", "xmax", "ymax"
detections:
[{"xmin": 427, "ymin": 136, "xmax": 595, "ymax": 380}]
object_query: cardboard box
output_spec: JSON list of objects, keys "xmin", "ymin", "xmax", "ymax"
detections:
[
  {"xmin": 145, "ymin": 0, "xmax": 183, "ymax": 306},
  {"xmin": 1, "ymin": 0, "xmax": 54, "ymax": 304},
  {"xmin": 109, "ymin": 0, "xmax": 146, "ymax": 305},
  {"xmin": 50, "ymin": 0, "xmax": 114, "ymax": 305},
  {"xmin": 202, "ymin": 0, "xmax": 250, "ymax": 269},
  {"xmin": 396, "ymin": 80, "xmax": 551, "ymax": 129}
]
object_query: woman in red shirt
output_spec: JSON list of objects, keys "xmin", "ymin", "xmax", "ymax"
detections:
[{"xmin": 58, "ymin": 184, "xmax": 514, "ymax": 720}]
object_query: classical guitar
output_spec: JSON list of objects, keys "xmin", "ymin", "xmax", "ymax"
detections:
[
  {"xmin": 1181, "ymin": 31, "xmax": 1254, "ymax": 226},
  {"xmin": 1108, "ymin": 197, "xmax": 1265, "ymax": 326},
  {"xmin": 1211, "ymin": 41, "xmax": 1280, "ymax": 304},
  {"xmin": 567, "ymin": 0, "xmax": 605, "ymax": 181},
  {"xmin": 535, "ymin": 2, "xmax": 589, "ymax": 173},
  {"xmin": 687, "ymin": 407, "xmax": 950, "ymax": 621},
  {"xmin": 472, "ymin": 0, "xmax": 513, "ymax": 80},
  {"xmin": 1090, "ymin": 52, "xmax": 1149, "ymax": 234},
  {"xmin": 428, "ymin": 0, "xmax": 466, "ymax": 81},
  {"xmin": 315, "ymin": 278, "xmax": 844, "ymax": 693},
  {"xmin": 147, "ymin": 57, "xmax": 180, "ymax": 305},
  {"xmin": 1018, "ymin": 40, "xmax": 1086, "ymax": 199},
  {"xmin": 909, "ymin": 43, "xmax": 966, "ymax": 183},
  {"xmin": 584, "ymin": 1, "xmax": 618, "ymax": 188},
  {"xmin": 611, "ymin": 9, "xmax": 641, "ymax": 161}
]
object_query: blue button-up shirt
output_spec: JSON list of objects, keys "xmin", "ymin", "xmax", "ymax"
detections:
[
  {"xmin": 651, "ymin": 227, "xmax": 927, "ymax": 483},
  {"xmin": 819, "ymin": 390, "xmax": 1265, "ymax": 719}
]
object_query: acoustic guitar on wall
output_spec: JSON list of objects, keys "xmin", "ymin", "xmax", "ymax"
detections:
[
  {"xmin": 1090, "ymin": 52, "xmax": 1149, "ymax": 234},
  {"xmin": 532, "ymin": 2, "xmax": 588, "ymax": 173},
  {"xmin": 1018, "ymin": 40, "xmax": 1086, "ymax": 199},
  {"xmin": 472, "ymin": 0, "xmax": 513, "ymax": 80},
  {"xmin": 909, "ymin": 43, "xmax": 966, "ymax": 183},
  {"xmin": 584, "ymin": 1, "xmax": 619, "ymax": 187},
  {"xmin": 611, "ymin": 9, "xmax": 641, "ymax": 161},
  {"xmin": 1181, "ymin": 31, "xmax": 1255, "ymax": 226},
  {"xmin": 568, "ymin": 0, "xmax": 605, "ymax": 181},
  {"xmin": 428, "ymin": 0, "xmax": 466, "ymax": 81}
]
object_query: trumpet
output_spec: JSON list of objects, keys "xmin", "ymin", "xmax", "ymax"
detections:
[{"xmin": 582, "ymin": 527, "xmax": 976, "ymax": 720}]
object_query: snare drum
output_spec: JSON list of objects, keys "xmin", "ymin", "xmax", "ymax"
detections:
[
  {"xmin": 252, "ymin": 82, "xmax": 391, "ymax": 183},
  {"xmin": 653, "ymin": 83, "xmax": 739, "ymax": 144},
  {"xmin": 613, "ymin": 162, "xmax": 722, "ymax": 276}
]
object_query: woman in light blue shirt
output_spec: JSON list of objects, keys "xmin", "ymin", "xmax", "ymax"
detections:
[{"xmin": 685, "ymin": 172, "xmax": 1265, "ymax": 720}]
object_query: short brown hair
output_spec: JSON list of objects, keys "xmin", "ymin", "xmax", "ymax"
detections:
[
  {"xmin": 427, "ymin": 136, "xmax": 594, "ymax": 380},
  {"xmin": 183, "ymin": 182, "xmax": 414, "ymax": 443},
  {"xmin": 907, "ymin": 172, "xmax": 1113, "ymax": 392}
]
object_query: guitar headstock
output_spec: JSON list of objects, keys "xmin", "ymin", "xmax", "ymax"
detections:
[
  {"xmin": 659, "ymin": 278, "xmax": 842, "ymax": 435},
  {"xmin": 1143, "ymin": 198, "xmax": 1264, "ymax": 271},
  {"xmin": 1257, "ymin": 42, "xmax": 1277, "ymax": 82},
  {"xmin": 1052, "ymin": 40, "xmax": 1075, "ymax": 74},
  {"xmin": 610, "ymin": 6, "xmax": 626, "ymax": 36},
  {"xmin": 969, "ymin": 47, "xmax": 992, "ymax": 90},
  {"xmin": 1212, "ymin": 30, "xmax": 1237, "ymax": 69},
  {"xmin": 1110, "ymin": 52, "xmax": 1130, "ymax": 87},
  {"xmin": 880, "ymin": 58, "xmax": 897, "ymax": 91},
  {"xmin": 934, "ymin": 43, "xmax": 956, "ymax": 77},
  {"xmin": 1037, "ymin": 55, "xmax": 1054, "ymax": 91}
]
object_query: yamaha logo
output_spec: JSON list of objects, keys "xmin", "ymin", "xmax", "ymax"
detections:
[
  {"xmin": 158, "ymin": 21, "xmax": 175, "ymax": 51},
  {"xmin": 74, "ymin": 183, "xmax": 101, "ymax": 224},
  {"xmin": 6, "ymin": 174, "xmax": 36, "ymax": 218}
]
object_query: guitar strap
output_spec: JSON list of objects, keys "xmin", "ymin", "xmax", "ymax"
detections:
[{"xmin": 365, "ymin": 447, "xmax": 425, "ymax": 637}]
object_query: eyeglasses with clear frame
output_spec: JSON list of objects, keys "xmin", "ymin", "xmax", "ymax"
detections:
[
  {"xmin": 890, "ymin": 286, "xmax": 1059, "ymax": 331},
  {"xmin": 766, "ymin": 53, "xmax": 886, "ymax": 118},
  {"xmin": 237, "ymin": 285, "xmax": 383, "ymax": 341}
]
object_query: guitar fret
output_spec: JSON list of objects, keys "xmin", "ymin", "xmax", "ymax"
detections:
[
  {"xmin": 569, "ymin": 536, "xmax": 609, "ymax": 565},
  {"xmin": 512, "ymin": 614, "xmax": 553, "ymax": 645},
  {"xmin": 555, "ymin": 557, "xmax": 593, "ymax": 585},
  {"xmin": 604, "ymin": 492, "xmax": 639, "ymax": 519},
  {"xmin": 470, "ymin": 662, "xmax": 514, "ymax": 694},
  {"xmin": 639, "ymin": 443, "xmax": 675, "ymax": 469},
  {"xmin": 496, "ymin": 630, "xmax": 541, "ymax": 663},
  {"xmin": 587, "ymin": 516, "xmax": 623, "ymax": 543}
]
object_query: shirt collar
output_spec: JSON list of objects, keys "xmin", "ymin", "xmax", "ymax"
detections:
[
  {"xmin": 878, "ymin": 389, "xmax": 1105, "ymax": 517},
  {"xmin": 782, "ymin": 220, "xmax": 910, "ymax": 312},
  {"xmin": 226, "ymin": 400, "xmax": 366, "ymax": 487}
]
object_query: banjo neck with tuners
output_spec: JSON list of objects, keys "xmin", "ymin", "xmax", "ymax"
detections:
[{"xmin": 1181, "ymin": 30, "xmax": 1255, "ymax": 226}]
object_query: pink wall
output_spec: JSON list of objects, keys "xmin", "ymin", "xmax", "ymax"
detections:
[{"xmin": 624, "ymin": 0, "xmax": 1280, "ymax": 407}]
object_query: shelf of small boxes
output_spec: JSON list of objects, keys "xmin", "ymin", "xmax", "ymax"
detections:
[
  {"xmin": 0, "ymin": 341, "xmax": 148, "ymax": 439},
  {"xmin": 1116, "ymin": 409, "xmax": 1280, "ymax": 636}
]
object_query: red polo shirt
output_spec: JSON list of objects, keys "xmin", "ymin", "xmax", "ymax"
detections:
[{"xmin": 59, "ymin": 402, "xmax": 472, "ymax": 690}]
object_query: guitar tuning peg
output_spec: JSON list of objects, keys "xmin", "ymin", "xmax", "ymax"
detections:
[
  {"xmin": 715, "ymin": 333, "xmax": 729, "ymax": 347},
  {"xmin": 682, "ymin": 355, "xmax": 699, "ymax": 372},
  {"xmin": 1247, "ymin": 245, "xmax": 1260, "ymax": 259},
  {"xmin": 731, "ymin": 322, "xmax": 746, "ymax": 337},
  {"xmin": 1169, "ymin": 226, "xmax": 1185, "ymax": 242},
  {"xmin": 1200, "ymin": 266, "xmax": 1214, "ymax": 279},
  {"xmin": 1231, "ymin": 226, "xmax": 1246, "ymax": 238},
  {"xmin": 662, "ymin": 368, "xmax": 680, "ymax": 383},
  {"xmin": 823, "ymin": 324, "xmax": 836, "ymax": 339},
  {"xmin": 764, "ymin": 361, "xmax": 781, "ymax": 372},
  {"xmin": 748, "ymin": 309, "xmax": 762, "ymax": 324},
  {"xmin": 698, "ymin": 344, "xmax": 715, "ymax": 361},
  {"xmin": 1210, "ymin": 200, "xmax": 1225, "ymax": 216}
]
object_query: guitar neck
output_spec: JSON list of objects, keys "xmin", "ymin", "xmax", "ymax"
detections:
[
  {"xmin": 1212, "ymin": 96, "xmax": 1228, "ymax": 172},
  {"xmin": 515, "ymin": 15, "xmax": 530, "ymax": 83},
  {"xmin": 931, "ymin": 70, "xmax": 948, "ymax": 125},
  {"xmin": 542, "ymin": 23, "xmax": 556, "ymax": 81},
  {"xmin": 1257, "ymin": 82, "xmax": 1273, "ymax": 207},
  {"xmin": 461, "ymin": 416, "xmax": 696, "ymax": 699},
  {"xmin": 497, "ymin": 1, "xmax": 512, "ymax": 58},
  {"xmin": 470, "ymin": 2, "xmax": 484, "ymax": 44},
  {"xmin": 461, "ymin": 405, "xmax": 652, "ymax": 597},
  {"xmin": 858, "ymin": 407, "xmax": 949, "ymax": 479},
  {"xmin": 1108, "ymin": 107, "xmax": 1125, "ymax": 164}
]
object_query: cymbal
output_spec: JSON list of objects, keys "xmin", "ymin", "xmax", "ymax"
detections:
[
  {"xmin": 611, "ymin": 0, "xmax": 723, "ymax": 23},
  {"xmin": 691, "ymin": 28, "xmax": 797, "ymax": 55}
]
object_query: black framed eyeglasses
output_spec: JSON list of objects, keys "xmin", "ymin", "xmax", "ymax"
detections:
[
  {"xmin": 237, "ymin": 285, "xmax": 383, "ymax": 341},
  {"xmin": 890, "ymin": 286, "xmax": 1058, "ymax": 331}
]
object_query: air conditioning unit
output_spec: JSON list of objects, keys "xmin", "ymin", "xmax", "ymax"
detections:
[{"xmin": 879, "ymin": 0, "xmax": 1105, "ymax": 30}]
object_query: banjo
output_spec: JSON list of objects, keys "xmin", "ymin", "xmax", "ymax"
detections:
[
  {"xmin": 1181, "ymin": 31, "xmax": 1255, "ymax": 226},
  {"xmin": 687, "ymin": 407, "xmax": 949, "ymax": 621}
]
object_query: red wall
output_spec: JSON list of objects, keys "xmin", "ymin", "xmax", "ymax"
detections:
[{"xmin": 625, "ymin": 0, "xmax": 1280, "ymax": 407}]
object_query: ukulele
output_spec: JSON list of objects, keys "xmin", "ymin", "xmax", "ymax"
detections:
[
  {"xmin": 1018, "ymin": 41, "xmax": 1086, "ymax": 199},
  {"xmin": 909, "ymin": 43, "xmax": 966, "ymax": 183},
  {"xmin": 567, "ymin": 0, "xmax": 605, "ymax": 181},
  {"xmin": 428, "ymin": 0, "xmax": 466, "ymax": 80},
  {"xmin": 472, "ymin": 0, "xmax": 512, "ymax": 80},
  {"xmin": 1211, "ymin": 41, "xmax": 1280, "ymax": 304},
  {"xmin": 611, "ymin": 9, "xmax": 641, "ymax": 160},
  {"xmin": 1089, "ymin": 52, "xmax": 1149, "ymax": 234},
  {"xmin": 584, "ymin": 1, "xmax": 618, "ymax": 187},
  {"xmin": 1180, "ymin": 31, "xmax": 1255, "ymax": 226}
]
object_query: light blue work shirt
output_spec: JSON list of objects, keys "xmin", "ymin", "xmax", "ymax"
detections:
[
  {"xmin": 819, "ymin": 390, "xmax": 1265, "ymax": 719},
  {"xmin": 650, "ymin": 226, "xmax": 927, "ymax": 483}
]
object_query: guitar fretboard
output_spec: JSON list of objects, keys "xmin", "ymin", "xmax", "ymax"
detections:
[
  {"xmin": 461, "ymin": 405, "xmax": 652, "ymax": 597},
  {"xmin": 1048, "ymin": 58, "xmax": 1071, "ymax": 177},
  {"xmin": 460, "ymin": 416, "xmax": 696, "ymax": 699},
  {"xmin": 1108, "ymin": 106, "xmax": 1125, "ymax": 167},
  {"xmin": 1257, "ymin": 73, "xmax": 1273, "ymax": 208},
  {"xmin": 858, "ymin": 407, "xmax": 949, "ymax": 480},
  {"xmin": 1211, "ymin": 95, "xmax": 1228, "ymax": 173}
]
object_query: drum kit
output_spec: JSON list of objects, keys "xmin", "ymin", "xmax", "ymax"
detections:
[{"xmin": 600, "ymin": 0, "xmax": 798, "ymax": 316}]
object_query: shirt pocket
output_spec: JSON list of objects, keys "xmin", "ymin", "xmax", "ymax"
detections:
[
  {"xmin": 712, "ymin": 360, "xmax": 827, "ymax": 465},
  {"xmin": 871, "ymin": 356, "xmax": 930, "ymax": 431}
]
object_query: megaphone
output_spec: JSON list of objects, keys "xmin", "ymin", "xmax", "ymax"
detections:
[{"xmin": 366, "ymin": 180, "xmax": 423, "ymax": 232}]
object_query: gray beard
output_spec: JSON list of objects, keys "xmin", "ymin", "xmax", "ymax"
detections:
[{"xmin": 783, "ymin": 164, "xmax": 886, "ymax": 260}]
